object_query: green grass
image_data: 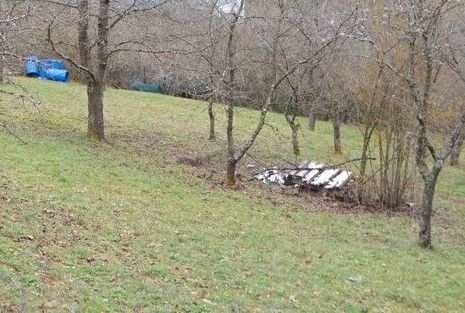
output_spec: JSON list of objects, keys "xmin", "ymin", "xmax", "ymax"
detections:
[{"xmin": 0, "ymin": 77, "xmax": 464, "ymax": 312}]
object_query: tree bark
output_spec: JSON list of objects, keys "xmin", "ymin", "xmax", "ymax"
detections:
[
  {"xmin": 208, "ymin": 96, "xmax": 215, "ymax": 140},
  {"xmin": 333, "ymin": 117, "xmax": 342, "ymax": 154},
  {"xmin": 308, "ymin": 109, "xmax": 316, "ymax": 131},
  {"xmin": 87, "ymin": 82, "xmax": 105, "ymax": 141},
  {"xmin": 78, "ymin": 0, "xmax": 107, "ymax": 142},
  {"xmin": 0, "ymin": 0, "xmax": 4, "ymax": 84},
  {"xmin": 226, "ymin": 158, "xmax": 237, "ymax": 186},
  {"xmin": 0, "ymin": 55, "xmax": 4, "ymax": 83},
  {"xmin": 418, "ymin": 174, "xmax": 438, "ymax": 248},
  {"xmin": 291, "ymin": 123, "xmax": 300, "ymax": 157},
  {"xmin": 225, "ymin": 99, "xmax": 236, "ymax": 185},
  {"xmin": 450, "ymin": 131, "xmax": 464, "ymax": 166},
  {"xmin": 85, "ymin": 0, "xmax": 109, "ymax": 142},
  {"xmin": 0, "ymin": 19, "xmax": 4, "ymax": 84}
]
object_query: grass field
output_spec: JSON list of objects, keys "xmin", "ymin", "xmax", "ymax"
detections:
[{"xmin": 1, "ymin": 78, "xmax": 464, "ymax": 312}]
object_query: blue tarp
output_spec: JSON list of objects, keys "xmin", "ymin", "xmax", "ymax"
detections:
[
  {"xmin": 130, "ymin": 80, "xmax": 162, "ymax": 93},
  {"xmin": 26, "ymin": 55, "xmax": 70, "ymax": 82}
]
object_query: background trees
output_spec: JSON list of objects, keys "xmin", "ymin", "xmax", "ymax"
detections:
[
  {"xmin": 0, "ymin": 0, "xmax": 32, "ymax": 83},
  {"xmin": 4, "ymin": 0, "xmax": 465, "ymax": 247}
]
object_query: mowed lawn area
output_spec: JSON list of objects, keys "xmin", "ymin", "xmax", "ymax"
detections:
[{"xmin": 1, "ymin": 78, "xmax": 464, "ymax": 312}]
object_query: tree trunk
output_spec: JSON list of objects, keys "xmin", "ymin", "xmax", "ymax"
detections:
[
  {"xmin": 418, "ymin": 174, "xmax": 438, "ymax": 248},
  {"xmin": 208, "ymin": 97, "xmax": 215, "ymax": 140},
  {"xmin": 333, "ymin": 118, "xmax": 342, "ymax": 154},
  {"xmin": 226, "ymin": 158, "xmax": 237, "ymax": 186},
  {"xmin": 291, "ymin": 124, "xmax": 300, "ymax": 157},
  {"xmin": 78, "ymin": 0, "xmax": 107, "ymax": 142},
  {"xmin": 308, "ymin": 110, "xmax": 316, "ymax": 131},
  {"xmin": 222, "ymin": 3, "xmax": 243, "ymax": 186},
  {"xmin": 0, "ymin": 56, "xmax": 3, "ymax": 83},
  {"xmin": 450, "ymin": 131, "xmax": 464, "ymax": 166},
  {"xmin": 225, "ymin": 99, "xmax": 236, "ymax": 185},
  {"xmin": 85, "ymin": 0, "xmax": 109, "ymax": 142},
  {"xmin": 0, "ymin": 0, "xmax": 3, "ymax": 84},
  {"xmin": 87, "ymin": 82, "xmax": 105, "ymax": 141}
]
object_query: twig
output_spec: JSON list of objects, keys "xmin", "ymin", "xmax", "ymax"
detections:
[
  {"xmin": 333, "ymin": 157, "xmax": 377, "ymax": 168},
  {"xmin": 0, "ymin": 122, "xmax": 27, "ymax": 144}
]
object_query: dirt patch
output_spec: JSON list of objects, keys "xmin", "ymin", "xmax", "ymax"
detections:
[
  {"xmin": 205, "ymin": 172, "xmax": 420, "ymax": 217},
  {"xmin": 0, "ymin": 303, "xmax": 21, "ymax": 313},
  {"xmin": 36, "ymin": 206, "xmax": 88, "ymax": 250},
  {"xmin": 177, "ymin": 154, "xmax": 212, "ymax": 167}
]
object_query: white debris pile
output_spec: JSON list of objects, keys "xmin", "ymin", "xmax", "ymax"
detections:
[{"xmin": 254, "ymin": 161, "xmax": 353, "ymax": 191}]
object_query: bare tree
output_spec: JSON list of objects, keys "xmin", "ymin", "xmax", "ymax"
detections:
[
  {"xmin": 283, "ymin": 72, "xmax": 305, "ymax": 158},
  {"xmin": 221, "ymin": 0, "xmax": 360, "ymax": 185},
  {"xmin": 43, "ymin": 0, "xmax": 168, "ymax": 141},
  {"xmin": 222, "ymin": 0, "xmax": 246, "ymax": 185},
  {"xmin": 361, "ymin": 0, "xmax": 465, "ymax": 247},
  {"xmin": 206, "ymin": 1, "xmax": 219, "ymax": 141},
  {"xmin": 318, "ymin": 74, "xmax": 353, "ymax": 155},
  {"xmin": 281, "ymin": 47, "xmax": 321, "ymax": 157},
  {"xmin": 174, "ymin": 0, "xmax": 223, "ymax": 141}
]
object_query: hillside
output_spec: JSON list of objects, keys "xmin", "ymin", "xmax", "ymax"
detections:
[{"xmin": 1, "ymin": 78, "xmax": 464, "ymax": 312}]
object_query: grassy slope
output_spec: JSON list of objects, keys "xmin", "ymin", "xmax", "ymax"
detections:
[{"xmin": 0, "ymin": 78, "xmax": 464, "ymax": 312}]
